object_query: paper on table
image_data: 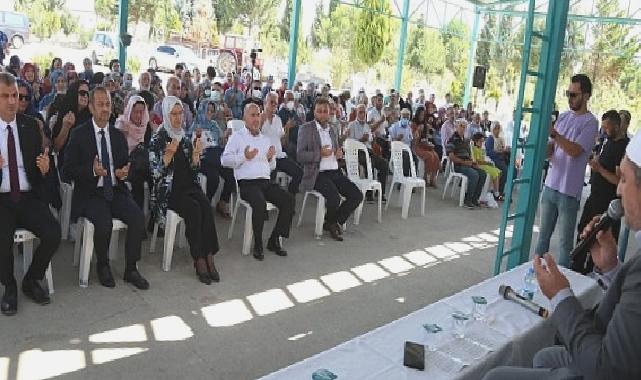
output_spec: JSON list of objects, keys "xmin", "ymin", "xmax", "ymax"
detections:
[
  {"xmin": 436, "ymin": 337, "xmax": 490, "ymax": 364},
  {"xmin": 463, "ymin": 321, "xmax": 510, "ymax": 351},
  {"xmin": 427, "ymin": 349, "xmax": 466, "ymax": 373}
]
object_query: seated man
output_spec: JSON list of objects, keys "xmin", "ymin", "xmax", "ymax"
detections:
[
  {"xmin": 483, "ymin": 132, "xmax": 641, "ymax": 380},
  {"xmin": 262, "ymin": 92, "xmax": 303, "ymax": 195},
  {"xmin": 297, "ymin": 97, "xmax": 363, "ymax": 241},
  {"xmin": 0, "ymin": 72, "xmax": 61, "ymax": 316},
  {"xmin": 446, "ymin": 119, "xmax": 487, "ymax": 209},
  {"xmin": 222, "ymin": 104, "xmax": 294, "ymax": 261},
  {"xmin": 63, "ymin": 86, "xmax": 149, "ymax": 289},
  {"xmin": 389, "ymin": 108, "xmax": 419, "ymax": 177},
  {"xmin": 346, "ymin": 104, "xmax": 388, "ymax": 202}
]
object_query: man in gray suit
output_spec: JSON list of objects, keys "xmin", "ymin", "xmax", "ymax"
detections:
[
  {"xmin": 483, "ymin": 131, "xmax": 641, "ymax": 380},
  {"xmin": 297, "ymin": 97, "xmax": 363, "ymax": 241}
]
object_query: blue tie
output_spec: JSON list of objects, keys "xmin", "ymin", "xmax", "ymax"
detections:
[{"xmin": 99, "ymin": 130, "xmax": 113, "ymax": 201}]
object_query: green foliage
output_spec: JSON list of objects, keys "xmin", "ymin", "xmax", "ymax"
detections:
[
  {"xmin": 150, "ymin": 0, "xmax": 183, "ymax": 39},
  {"xmin": 354, "ymin": 0, "xmax": 391, "ymax": 66},
  {"xmin": 212, "ymin": 0, "xmax": 279, "ymax": 35},
  {"xmin": 476, "ymin": 14, "xmax": 494, "ymax": 68},
  {"xmin": 280, "ymin": 0, "xmax": 293, "ymax": 42},
  {"xmin": 441, "ymin": 20, "xmax": 469, "ymax": 102},
  {"xmin": 78, "ymin": 28, "xmax": 95, "ymax": 49},
  {"xmin": 95, "ymin": 0, "xmax": 118, "ymax": 21},
  {"xmin": 31, "ymin": 52, "xmax": 55, "ymax": 72},
  {"xmin": 127, "ymin": 56, "xmax": 141, "ymax": 74},
  {"xmin": 15, "ymin": 0, "xmax": 67, "ymax": 39}
]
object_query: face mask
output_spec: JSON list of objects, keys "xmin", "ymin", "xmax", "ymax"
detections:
[
  {"xmin": 293, "ymin": 92, "xmax": 301, "ymax": 101},
  {"xmin": 211, "ymin": 91, "xmax": 221, "ymax": 102},
  {"xmin": 204, "ymin": 89, "xmax": 211, "ymax": 97},
  {"xmin": 124, "ymin": 80, "xmax": 133, "ymax": 88},
  {"xmin": 286, "ymin": 101, "xmax": 295, "ymax": 110},
  {"xmin": 400, "ymin": 118, "xmax": 409, "ymax": 126},
  {"xmin": 252, "ymin": 89, "xmax": 263, "ymax": 99}
]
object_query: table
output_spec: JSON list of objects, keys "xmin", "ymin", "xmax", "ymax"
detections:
[{"xmin": 259, "ymin": 262, "xmax": 602, "ymax": 380}]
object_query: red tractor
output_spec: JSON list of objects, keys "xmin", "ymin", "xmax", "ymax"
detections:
[{"xmin": 203, "ymin": 34, "xmax": 263, "ymax": 77}]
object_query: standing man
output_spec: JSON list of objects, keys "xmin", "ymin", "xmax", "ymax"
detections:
[
  {"xmin": 222, "ymin": 104, "xmax": 294, "ymax": 260},
  {"xmin": 262, "ymin": 92, "xmax": 302, "ymax": 195},
  {"xmin": 483, "ymin": 130, "xmax": 641, "ymax": 380},
  {"xmin": 297, "ymin": 98, "xmax": 363, "ymax": 241},
  {"xmin": 63, "ymin": 87, "xmax": 149, "ymax": 290},
  {"xmin": 347, "ymin": 104, "xmax": 388, "ymax": 202},
  {"xmin": 535, "ymin": 74, "xmax": 599, "ymax": 267},
  {"xmin": 224, "ymin": 74, "xmax": 245, "ymax": 120},
  {"xmin": 1, "ymin": 73, "xmax": 60, "ymax": 316}
]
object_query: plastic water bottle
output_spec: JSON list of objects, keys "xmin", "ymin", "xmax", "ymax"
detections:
[{"xmin": 521, "ymin": 267, "xmax": 536, "ymax": 300}]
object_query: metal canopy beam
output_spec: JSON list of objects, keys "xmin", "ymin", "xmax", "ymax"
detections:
[
  {"xmin": 463, "ymin": 6, "xmax": 480, "ymax": 107},
  {"xmin": 394, "ymin": 0, "xmax": 411, "ymax": 90},
  {"xmin": 118, "ymin": 0, "xmax": 129, "ymax": 72},
  {"xmin": 481, "ymin": 8, "xmax": 641, "ymax": 25},
  {"xmin": 287, "ymin": 0, "xmax": 302, "ymax": 89}
]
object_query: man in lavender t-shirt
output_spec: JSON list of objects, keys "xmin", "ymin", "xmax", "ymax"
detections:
[{"xmin": 534, "ymin": 74, "xmax": 598, "ymax": 267}]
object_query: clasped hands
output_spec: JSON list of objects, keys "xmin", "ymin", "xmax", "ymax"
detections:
[
  {"xmin": 93, "ymin": 155, "xmax": 130, "ymax": 180},
  {"xmin": 244, "ymin": 145, "xmax": 276, "ymax": 161},
  {"xmin": 321, "ymin": 145, "xmax": 343, "ymax": 159},
  {"xmin": 0, "ymin": 148, "xmax": 50, "ymax": 175}
]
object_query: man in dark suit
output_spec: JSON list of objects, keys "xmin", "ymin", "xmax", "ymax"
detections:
[
  {"xmin": 483, "ymin": 132, "xmax": 641, "ymax": 380},
  {"xmin": 297, "ymin": 97, "xmax": 363, "ymax": 241},
  {"xmin": 63, "ymin": 86, "xmax": 149, "ymax": 290},
  {"xmin": 0, "ymin": 72, "xmax": 61, "ymax": 316}
]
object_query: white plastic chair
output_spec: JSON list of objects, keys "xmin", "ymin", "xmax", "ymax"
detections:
[
  {"xmin": 296, "ymin": 190, "xmax": 326, "ymax": 238},
  {"xmin": 227, "ymin": 119, "xmax": 245, "ymax": 133},
  {"xmin": 228, "ymin": 180, "xmax": 277, "ymax": 255},
  {"xmin": 385, "ymin": 141, "xmax": 426, "ymax": 219},
  {"xmin": 149, "ymin": 210, "xmax": 187, "ymax": 272},
  {"xmin": 73, "ymin": 217, "xmax": 127, "ymax": 288},
  {"xmin": 343, "ymin": 138, "xmax": 382, "ymax": 224},
  {"xmin": 14, "ymin": 229, "xmax": 54, "ymax": 294},
  {"xmin": 442, "ymin": 156, "xmax": 468, "ymax": 207}
]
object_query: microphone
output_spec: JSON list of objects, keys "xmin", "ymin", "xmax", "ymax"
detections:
[
  {"xmin": 499, "ymin": 284, "xmax": 549, "ymax": 319},
  {"xmin": 571, "ymin": 199, "xmax": 624, "ymax": 261}
]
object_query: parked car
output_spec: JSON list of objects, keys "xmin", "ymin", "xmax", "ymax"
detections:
[
  {"xmin": 88, "ymin": 31, "xmax": 118, "ymax": 65},
  {"xmin": 0, "ymin": 11, "xmax": 29, "ymax": 49},
  {"xmin": 148, "ymin": 44, "xmax": 203, "ymax": 73}
]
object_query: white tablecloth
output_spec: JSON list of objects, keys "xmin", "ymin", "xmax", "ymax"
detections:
[{"xmin": 259, "ymin": 262, "xmax": 602, "ymax": 380}]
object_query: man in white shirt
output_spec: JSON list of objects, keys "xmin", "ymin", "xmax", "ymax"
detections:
[
  {"xmin": 262, "ymin": 93, "xmax": 303, "ymax": 194},
  {"xmin": 389, "ymin": 108, "xmax": 419, "ymax": 176},
  {"xmin": 346, "ymin": 104, "xmax": 388, "ymax": 202},
  {"xmin": 440, "ymin": 107, "xmax": 456, "ymax": 148},
  {"xmin": 297, "ymin": 98, "xmax": 363, "ymax": 241},
  {"xmin": 222, "ymin": 104, "xmax": 294, "ymax": 260}
]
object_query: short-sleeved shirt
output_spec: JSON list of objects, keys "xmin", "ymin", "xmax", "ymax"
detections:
[
  {"xmin": 347, "ymin": 120, "xmax": 372, "ymax": 148},
  {"xmin": 545, "ymin": 110, "xmax": 599, "ymax": 199},
  {"xmin": 389, "ymin": 120, "xmax": 413, "ymax": 146},
  {"xmin": 590, "ymin": 137, "xmax": 629, "ymax": 198}
]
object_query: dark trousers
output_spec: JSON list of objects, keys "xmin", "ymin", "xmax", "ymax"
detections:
[
  {"xmin": 130, "ymin": 172, "xmax": 152, "ymax": 212},
  {"xmin": 454, "ymin": 165, "xmax": 487, "ymax": 204},
  {"xmin": 402, "ymin": 150, "xmax": 419, "ymax": 177},
  {"xmin": 201, "ymin": 148, "xmax": 234, "ymax": 203},
  {"xmin": 82, "ymin": 188, "xmax": 145, "ymax": 269},
  {"xmin": 168, "ymin": 188, "xmax": 219, "ymax": 260},
  {"xmin": 313, "ymin": 170, "xmax": 364, "ymax": 225},
  {"xmin": 0, "ymin": 193, "xmax": 61, "ymax": 286},
  {"xmin": 239, "ymin": 179, "xmax": 295, "ymax": 247},
  {"xmin": 494, "ymin": 158, "xmax": 508, "ymax": 194},
  {"xmin": 572, "ymin": 193, "xmax": 621, "ymax": 274},
  {"xmin": 272, "ymin": 156, "xmax": 303, "ymax": 194},
  {"xmin": 358, "ymin": 149, "xmax": 388, "ymax": 192}
]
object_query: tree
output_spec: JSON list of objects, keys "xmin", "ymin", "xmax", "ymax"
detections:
[
  {"xmin": 420, "ymin": 29, "xmax": 446, "ymax": 76},
  {"xmin": 212, "ymin": 0, "xmax": 279, "ymax": 38},
  {"xmin": 476, "ymin": 14, "xmax": 495, "ymax": 68},
  {"xmin": 94, "ymin": 0, "xmax": 118, "ymax": 22},
  {"xmin": 354, "ymin": 0, "xmax": 391, "ymax": 66},
  {"xmin": 15, "ymin": 0, "xmax": 77, "ymax": 39},
  {"xmin": 310, "ymin": 1, "xmax": 324, "ymax": 48},
  {"xmin": 280, "ymin": 0, "xmax": 292, "ymax": 42},
  {"xmin": 441, "ymin": 20, "xmax": 469, "ymax": 102},
  {"xmin": 149, "ymin": 0, "xmax": 182, "ymax": 39}
]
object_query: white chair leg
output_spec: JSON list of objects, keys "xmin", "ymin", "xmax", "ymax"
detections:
[
  {"xmin": 401, "ymin": 185, "xmax": 412, "ymax": 219},
  {"xmin": 79, "ymin": 220, "xmax": 94, "ymax": 288},
  {"xmin": 385, "ymin": 182, "xmax": 395, "ymax": 210},
  {"xmin": 353, "ymin": 190, "xmax": 365, "ymax": 225},
  {"xmin": 421, "ymin": 186, "xmax": 426, "ymax": 216},
  {"xmin": 398, "ymin": 184, "xmax": 404, "ymax": 207},
  {"xmin": 442, "ymin": 177, "xmax": 451, "ymax": 199},
  {"xmin": 377, "ymin": 186, "xmax": 382, "ymax": 223},
  {"xmin": 242, "ymin": 207, "xmax": 253, "ymax": 256},
  {"xmin": 73, "ymin": 219, "xmax": 85, "ymax": 266},
  {"xmin": 149, "ymin": 222, "xmax": 159, "ymax": 253},
  {"xmin": 459, "ymin": 179, "xmax": 467, "ymax": 207},
  {"xmin": 61, "ymin": 187, "xmax": 72, "ymax": 240},
  {"xmin": 22, "ymin": 239, "xmax": 33, "ymax": 273},
  {"xmin": 45, "ymin": 263, "xmax": 54, "ymax": 294},
  {"xmin": 314, "ymin": 196, "xmax": 325, "ymax": 238},
  {"xmin": 228, "ymin": 197, "xmax": 240, "ymax": 239},
  {"xmin": 297, "ymin": 192, "xmax": 309, "ymax": 227},
  {"xmin": 162, "ymin": 215, "xmax": 178, "ymax": 272}
]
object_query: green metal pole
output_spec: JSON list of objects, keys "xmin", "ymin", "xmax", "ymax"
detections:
[
  {"xmin": 463, "ymin": 6, "xmax": 480, "ymax": 107},
  {"xmin": 506, "ymin": 0, "xmax": 570, "ymax": 270},
  {"xmin": 287, "ymin": 0, "xmax": 302, "ymax": 89},
  {"xmin": 118, "ymin": 0, "xmax": 129, "ymax": 73},
  {"xmin": 394, "ymin": 0, "xmax": 411, "ymax": 91}
]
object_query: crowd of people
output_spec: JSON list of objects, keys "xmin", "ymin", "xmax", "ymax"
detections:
[{"xmin": 0, "ymin": 52, "xmax": 632, "ymax": 319}]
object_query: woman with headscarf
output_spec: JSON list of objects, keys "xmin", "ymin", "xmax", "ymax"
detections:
[
  {"xmin": 21, "ymin": 63, "xmax": 42, "ymax": 107},
  {"xmin": 189, "ymin": 98, "xmax": 235, "ymax": 218},
  {"xmin": 115, "ymin": 95, "xmax": 153, "ymax": 211},
  {"xmin": 411, "ymin": 106, "xmax": 440, "ymax": 187},
  {"xmin": 149, "ymin": 96, "xmax": 220, "ymax": 285},
  {"xmin": 52, "ymin": 80, "xmax": 91, "ymax": 167},
  {"xmin": 39, "ymin": 74, "xmax": 67, "ymax": 115}
]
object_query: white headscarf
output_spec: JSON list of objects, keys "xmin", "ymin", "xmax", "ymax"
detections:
[
  {"xmin": 162, "ymin": 96, "xmax": 185, "ymax": 140},
  {"xmin": 627, "ymin": 131, "xmax": 641, "ymax": 167}
]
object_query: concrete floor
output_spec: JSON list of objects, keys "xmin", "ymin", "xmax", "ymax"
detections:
[{"xmin": 1, "ymin": 179, "xmax": 637, "ymax": 380}]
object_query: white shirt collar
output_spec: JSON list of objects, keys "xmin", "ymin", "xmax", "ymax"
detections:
[
  {"xmin": 1, "ymin": 117, "xmax": 18, "ymax": 131},
  {"xmin": 93, "ymin": 119, "xmax": 109, "ymax": 135}
]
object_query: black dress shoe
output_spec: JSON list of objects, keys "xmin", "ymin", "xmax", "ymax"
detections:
[
  {"xmin": 1, "ymin": 284, "xmax": 18, "ymax": 316},
  {"xmin": 267, "ymin": 237, "xmax": 287, "ymax": 257},
  {"xmin": 206, "ymin": 254, "xmax": 220, "ymax": 283},
  {"xmin": 97, "ymin": 265, "xmax": 116, "ymax": 288},
  {"xmin": 124, "ymin": 270, "xmax": 150, "ymax": 290},
  {"xmin": 195, "ymin": 260, "xmax": 212, "ymax": 285},
  {"xmin": 253, "ymin": 246, "xmax": 265, "ymax": 261},
  {"xmin": 22, "ymin": 278, "xmax": 50, "ymax": 305},
  {"xmin": 328, "ymin": 224, "xmax": 344, "ymax": 241}
]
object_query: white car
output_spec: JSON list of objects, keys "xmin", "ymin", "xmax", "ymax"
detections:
[
  {"xmin": 148, "ymin": 45, "xmax": 203, "ymax": 73},
  {"xmin": 89, "ymin": 31, "xmax": 118, "ymax": 65}
]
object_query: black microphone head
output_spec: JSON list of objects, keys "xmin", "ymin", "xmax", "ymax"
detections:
[
  {"xmin": 499, "ymin": 284, "xmax": 511, "ymax": 298},
  {"xmin": 607, "ymin": 199, "xmax": 624, "ymax": 220}
]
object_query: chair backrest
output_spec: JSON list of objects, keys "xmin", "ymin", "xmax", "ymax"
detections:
[
  {"xmin": 343, "ymin": 138, "xmax": 373, "ymax": 181},
  {"xmin": 227, "ymin": 119, "xmax": 245, "ymax": 133},
  {"xmin": 390, "ymin": 141, "xmax": 417, "ymax": 178}
]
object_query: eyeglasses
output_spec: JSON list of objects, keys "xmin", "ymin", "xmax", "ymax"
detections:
[
  {"xmin": 18, "ymin": 94, "xmax": 31, "ymax": 101},
  {"xmin": 78, "ymin": 90, "xmax": 89, "ymax": 97},
  {"xmin": 565, "ymin": 91, "xmax": 580, "ymax": 99}
]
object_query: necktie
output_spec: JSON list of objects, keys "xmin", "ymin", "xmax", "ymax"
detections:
[
  {"xmin": 99, "ymin": 130, "xmax": 113, "ymax": 201},
  {"xmin": 7, "ymin": 125, "xmax": 20, "ymax": 202}
]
